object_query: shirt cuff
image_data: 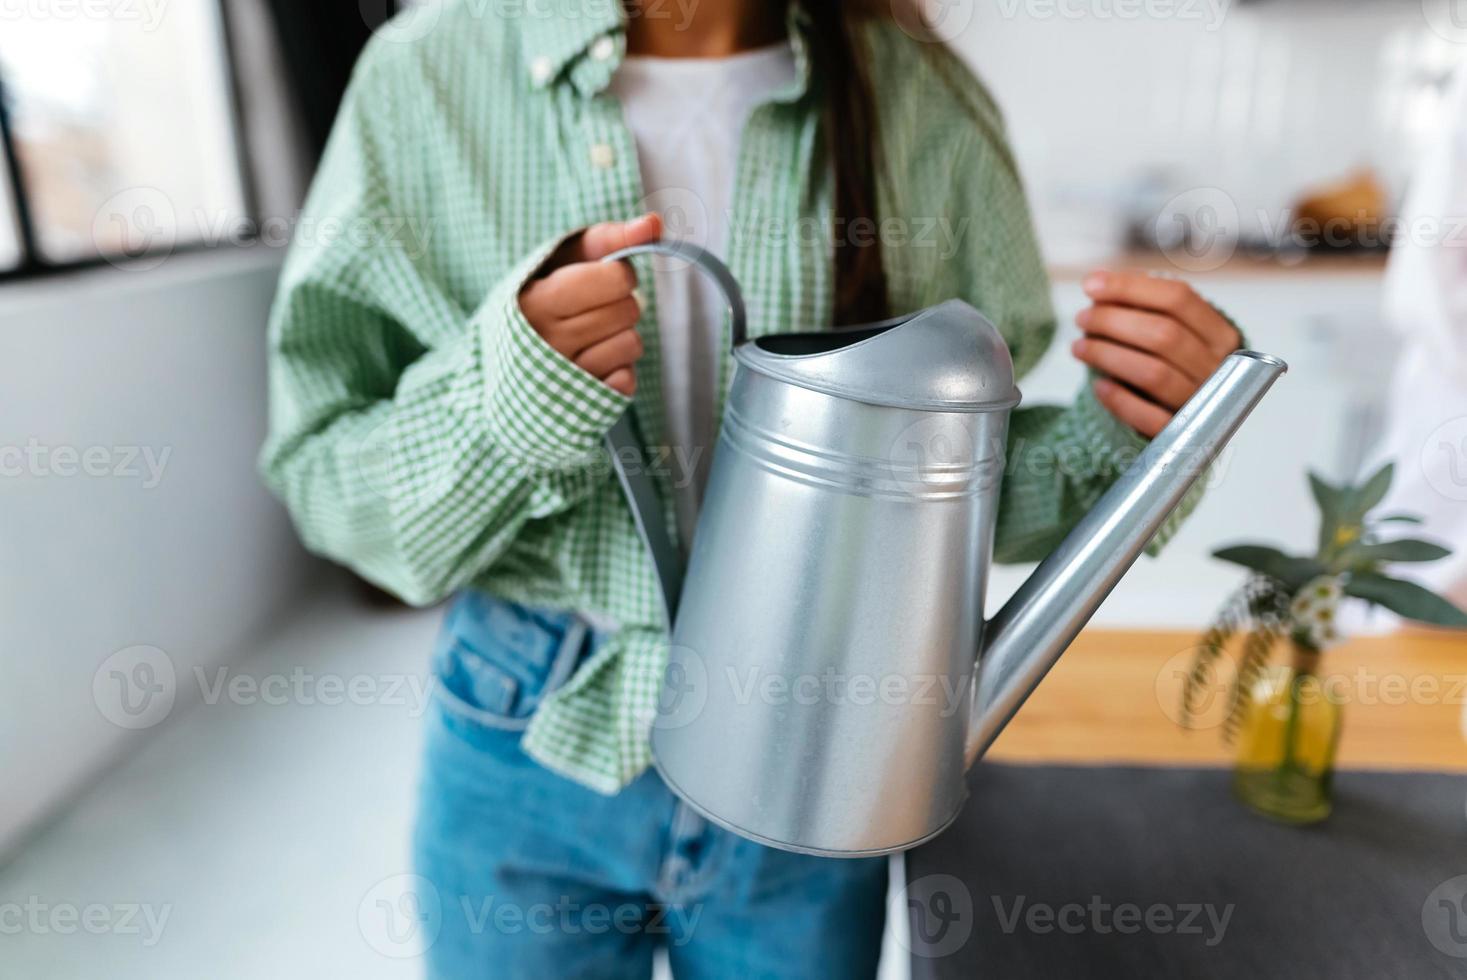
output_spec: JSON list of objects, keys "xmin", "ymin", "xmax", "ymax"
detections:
[
  {"xmin": 1070, "ymin": 378, "xmax": 1197, "ymax": 557},
  {"xmin": 479, "ymin": 234, "xmax": 633, "ymax": 472},
  {"xmin": 1069, "ymin": 378, "xmax": 1147, "ymax": 483}
]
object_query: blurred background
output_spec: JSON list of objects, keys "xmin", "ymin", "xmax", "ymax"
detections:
[{"xmin": 2, "ymin": 1, "xmax": 1465, "ymax": 977}]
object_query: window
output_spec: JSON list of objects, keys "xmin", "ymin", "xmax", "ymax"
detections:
[
  {"xmin": 0, "ymin": 146, "xmax": 21, "ymax": 271},
  {"xmin": 0, "ymin": 2, "xmax": 247, "ymax": 274}
]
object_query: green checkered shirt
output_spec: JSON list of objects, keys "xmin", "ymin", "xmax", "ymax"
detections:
[{"xmin": 260, "ymin": 0, "xmax": 1196, "ymax": 793}]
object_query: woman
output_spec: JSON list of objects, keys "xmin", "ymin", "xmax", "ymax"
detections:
[{"xmin": 261, "ymin": 0, "xmax": 1243, "ymax": 974}]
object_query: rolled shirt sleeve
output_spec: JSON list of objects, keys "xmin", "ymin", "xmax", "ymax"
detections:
[{"xmin": 259, "ymin": 45, "xmax": 628, "ymax": 607}]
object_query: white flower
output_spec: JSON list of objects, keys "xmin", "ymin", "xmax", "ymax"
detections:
[{"xmin": 1290, "ymin": 575, "xmax": 1346, "ymax": 650}]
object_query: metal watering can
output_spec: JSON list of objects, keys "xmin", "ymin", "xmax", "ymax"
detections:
[{"xmin": 601, "ymin": 241, "xmax": 1286, "ymax": 858}]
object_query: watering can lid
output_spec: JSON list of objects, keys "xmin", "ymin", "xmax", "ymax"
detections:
[{"xmin": 734, "ymin": 299, "xmax": 1021, "ymax": 413}]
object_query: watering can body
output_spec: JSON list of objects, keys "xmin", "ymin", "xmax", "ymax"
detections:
[
  {"xmin": 603, "ymin": 242, "xmax": 1286, "ymax": 857},
  {"xmin": 653, "ymin": 306, "xmax": 1015, "ymax": 856}
]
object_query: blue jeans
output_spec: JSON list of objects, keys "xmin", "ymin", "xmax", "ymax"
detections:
[{"xmin": 413, "ymin": 590, "xmax": 888, "ymax": 979}]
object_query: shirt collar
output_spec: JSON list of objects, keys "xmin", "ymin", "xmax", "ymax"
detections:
[
  {"xmin": 520, "ymin": 0, "xmax": 814, "ymax": 100},
  {"xmin": 519, "ymin": 0, "xmax": 622, "ymax": 95}
]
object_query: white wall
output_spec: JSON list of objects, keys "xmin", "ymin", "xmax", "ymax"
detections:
[
  {"xmin": 0, "ymin": 251, "xmax": 313, "ymax": 855},
  {"xmin": 949, "ymin": 0, "xmax": 1465, "ymax": 265}
]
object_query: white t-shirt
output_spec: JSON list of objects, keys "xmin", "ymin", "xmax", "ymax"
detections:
[{"xmin": 608, "ymin": 42, "xmax": 798, "ymax": 548}]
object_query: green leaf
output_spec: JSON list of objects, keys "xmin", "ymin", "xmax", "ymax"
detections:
[
  {"xmin": 1350, "ymin": 539, "xmax": 1453, "ymax": 564},
  {"xmin": 1343, "ymin": 572, "xmax": 1467, "ymax": 627},
  {"xmin": 1377, "ymin": 514, "xmax": 1424, "ymax": 525},
  {"xmin": 1182, "ymin": 585, "xmax": 1249, "ymax": 731},
  {"xmin": 1350, "ymin": 462, "xmax": 1395, "ymax": 517},
  {"xmin": 1314, "ymin": 475, "xmax": 1343, "ymax": 528},
  {"xmin": 1225, "ymin": 625, "xmax": 1282, "ymax": 744},
  {"xmin": 1309, "ymin": 472, "xmax": 1345, "ymax": 555},
  {"xmin": 1308, "ymin": 472, "xmax": 1344, "ymax": 518},
  {"xmin": 1212, "ymin": 545, "xmax": 1326, "ymax": 592}
]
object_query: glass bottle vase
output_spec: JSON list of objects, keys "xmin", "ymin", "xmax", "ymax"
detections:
[{"xmin": 1232, "ymin": 643, "xmax": 1343, "ymax": 825}]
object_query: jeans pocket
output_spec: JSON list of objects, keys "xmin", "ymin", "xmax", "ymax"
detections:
[{"xmin": 430, "ymin": 591, "xmax": 589, "ymax": 733}]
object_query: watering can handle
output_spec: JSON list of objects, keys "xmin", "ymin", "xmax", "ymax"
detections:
[
  {"xmin": 604, "ymin": 413, "xmax": 685, "ymax": 627},
  {"xmin": 597, "ymin": 240, "xmax": 748, "ymax": 628},
  {"xmin": 601, "ymin": 240, "xmax": 749, "ymax": 350}
]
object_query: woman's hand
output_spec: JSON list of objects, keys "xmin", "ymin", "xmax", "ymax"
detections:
[
  {"xmin": 1071, "ymin": 271, "xmax": 1243, "ymax": 438},
  {"xmin": 519, "ymin": 213, "xmax": 662, "ymax": 397}
]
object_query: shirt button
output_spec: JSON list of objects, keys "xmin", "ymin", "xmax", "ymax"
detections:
[
  {"xmin": 590, "ymin": 36, "xmax": 615, "ymax": 62},
  {"xmin": 589, "ymin": 143, "xmax": 617, "ymax": 170},
  {"xmin": 529, "ymin": 56, "xmax": 553, "ymax": 85}
]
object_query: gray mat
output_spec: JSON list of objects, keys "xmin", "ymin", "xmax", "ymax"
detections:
[{"xmin": 906, "ymin": 765, "xmax": 1467, "ymax": 980}]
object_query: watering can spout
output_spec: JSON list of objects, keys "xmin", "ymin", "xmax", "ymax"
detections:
[{"xmin": 966, "ymin": 351, "xmax": 1288, "ymax": 767}]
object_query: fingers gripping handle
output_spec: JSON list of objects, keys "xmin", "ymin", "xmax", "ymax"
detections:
[
  {"xmin": 598, "ymin": 240, "xmax": 747, "ymax": 626},
  {"xmin": 601, "ymin": 240, "xmax": 749, "ymax": 350}
]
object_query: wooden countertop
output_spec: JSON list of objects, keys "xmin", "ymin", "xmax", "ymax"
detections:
[
  {"xmin": 987, "ymin": 628, "xmax": 1467, "ymax": 772},
  {"xmin": 1048, "ymin": 249, "xmax": 1388, "ymax": 283}
]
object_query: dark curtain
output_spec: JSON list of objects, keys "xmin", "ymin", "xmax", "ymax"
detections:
[{"xmin": 259, "ymin": 0, "xmax": 395, "ymax": 156}]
